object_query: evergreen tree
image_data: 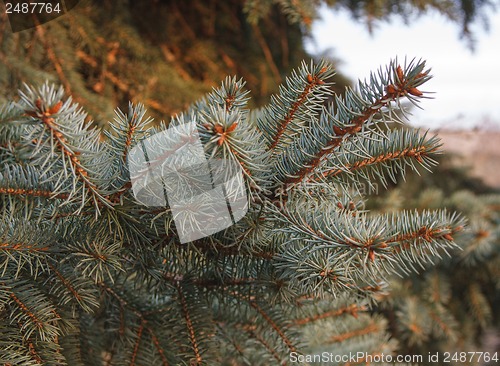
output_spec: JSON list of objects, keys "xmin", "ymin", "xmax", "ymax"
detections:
[
  {"xmin": 1, "ymin": 56, "xmax": 468, "ymax": 364},
  {"xmin": 2, "ymin": 1, "xmax": 498, "ymax": 364}
]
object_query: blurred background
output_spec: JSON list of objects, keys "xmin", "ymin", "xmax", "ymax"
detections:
[
  {"xmin": 307, "ymin": 3, "xmax": 500, "ymax": 191},
  {"xmin": 308, "ymin": 5, "xmax": 500, "ymax": 130}
]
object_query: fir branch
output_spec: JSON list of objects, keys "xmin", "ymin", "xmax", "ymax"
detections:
[
  {"xmin": 25, "ymin": 99, "xmax": 101, "ymax": 201},
  {"xmin": 163, "ymin": 271, "xmax": 260, "ymax": 288},
  {"xmin": 214, "ymin": 77, "xmax": 247, "ymax": 112},
  {"xmin": 0, "ymin": 102, "xmax": 28, "ymax": 145},
  {"xmin": 1, "ymin": 166, "xmax": 61, "ymax": 203},
  {"xmin": 327, "ymin": 319, "xmax": 380, "ymax": 344},
  {"xmin": 275, "ymin": 0, "xmax": 315, "ymax": 25},
  {"xmin": 121, "ymin": 110, "xmax": 145, "ymax": 163},
  {"xmin": 27, "ymin": 341, "xmax": 44, "ymax": 365},
  {"xmin": 3, "ymin": 279, "xmax": 61, "ymax": 342},
  {"xmin": 0, "ymin": 56, "xmax": 478, "ymax": 364},
  {"xmin": 16, "ymin": 329, "xmax": 45, "ymax": 365},
  {"xmin": 424, "ymin": 272, "xmax": 451, "ymax": 304},
  {"xmin": 313, "ymin": 129, "xmax": 441, "ymax": 187},
  {"xmin": 100, "ymin": 283, "xmax": 143, "ymax": 319},
  {"xmin": 0, "ymin": 217, "xmax": 56, "ymax": 278},
  {"xmin": 193, "ymin": 81, "xmax": 269, "ymax": 188},
  {"xmin": 467, "ymin": 283, "xmax": 492, "ymax": 328},
  {"xmin": 9, "ymin": 291, "xmax": 45, "ymax": 333},
  {"xmin": 274, "ymin": 59, "xmax": 431, "ymax": 186},
  {"xmin": 0, "ymin": 241, "xmax": 49, "ymax": 253},
  {"xmin": 19, "ymin": 83, "xmax": 115, "ymax": 213},
  {"xmin": 0, "ymin": 326, "xmax": 60, "ymax": 365},
  {"xmin": 332, "ymin": 145, "xmax": 429, "ymax": 177},
  {"xmin": 294, "ymin": 304, "xmax": 365, "ymax": 325},
  {"xmin": 104, "ymin": 103, "xmax": 151, "ymax": 199},
  {"xmin": 243, "ymin": 325, "xmax": 284, "ymax": 365},
  {"xmin": 249, "ymin": 300, "xmax": 298, "ymax": 353},
  {"xmin": 49, "ymin": 265, "xmax": 82, "ymax": 302},
  {"xmin": 129, "ymin": 319, "xmax": 146, "ymax": 366},
  {"xmin": 255, "ymin": 59, "xmax": 335, "ymax": 150},
  {"xmin": 269, "ymin": 64, "xmax": 331, "ymax": 149},
  {"xmin": 148, "ymin": 328, "xmax": 170, "ymax": 366},
  {"xmin": 176, "ymin": 283, "xmax": 203, "ymax": 365},
  {"xmin": 270, "ymin": 203, "xmax": 465, "ymax": 295},
  {"xmin": 396, "ymin": 297, "xmax": 431, "ymax": 345},
  {"xmin": 429, "ymin": 308, "xmax": 457, "ymax": 341},
  {"xmin": 196, "ymin": 76, "xmax": 251, "ymax": 113},
  {"xmin": 215, "ymin": 322, "xmax": 246, "ymax": 361},
  {"xmin": 0, "ymin": 187, "xmax": 69, "ymax": 200},
  {"xmin": 47, "ymin": 262, "xmax": 99, "ymax": 314},
  {"xmin": 67, "ymin": 237, "xmax": 123, "ymax": 284},
  {"xmin": 386, "ymin": 210, "xmax": 465, "ymax": 269}
]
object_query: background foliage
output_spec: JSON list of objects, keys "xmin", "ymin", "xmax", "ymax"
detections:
[{"xmin": 1, "ymin": 0, "xmax": 495, "ymax": 123}]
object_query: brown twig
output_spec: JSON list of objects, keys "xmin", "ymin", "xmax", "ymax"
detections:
[
  {"xmin": 252, "ymin": 24, "xmax": 282, "ymax": 85},
  {"xmin": 176, "ymin": 283, "xmax": 203, "ymax": 365}
]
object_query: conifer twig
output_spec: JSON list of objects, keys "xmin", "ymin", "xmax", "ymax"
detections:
[
  {"xmin": 327, "ymin": 320, "xmax": 380, "ymax": 343},
  {"xmin": 270, "ymin": 68, "xmax": 328, "ymax": 149},
  {"xmin": 249, "ymin": 300, "xmax": 297, "ymax": 353},
  {"xmin": 284, "ymin": 82, "xmax": 424, "ymax": 185},
  {"xmin": 295, "ymin": 304, "xmax": 366, "ymax": 325},
  {"xmin": 176, "ymin": 283, "xmax": 203, "ymax": 365}
]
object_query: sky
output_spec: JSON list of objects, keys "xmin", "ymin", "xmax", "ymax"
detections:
[{"xmin": 306, "ymin": 6, "xmax": 500, "ymax": 130}]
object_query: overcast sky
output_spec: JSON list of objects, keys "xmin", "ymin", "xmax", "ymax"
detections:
[{"xmin": 306, "ymin": 7, "xmax": 500, "ymax": 130}]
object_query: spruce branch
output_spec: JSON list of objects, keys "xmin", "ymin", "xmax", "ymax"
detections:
[
  {"xmin": 294, "ymin": 303, "xmax": 366, "ymax": 326},
  {"xmin": 46, "ymin": 262, "xmax": 100, "ymax": 315},
  {"xmin": 104, "ymin": 103, "xmax": 152, "ymax": 202},
  {"xmin": 175, "ymin": 283, "xmax": 203, "ymax": 365},
  {"xmin": 19, "ymin": 84, "xmax": 114, "ymax": 213},
  {"xmin": 255, "ymin": 59, "xmax": 335, "ymax": 151},
  {"xmin": 386, "ymin": 210, "xmax": 466, "ymax": 272},
  {"xmin": 66, "ymin": 237, "xmax": 123, "ymax": 285},
  {"xmin": 243, "ymin": 324, "xmax": 284, "ymax": 364},
  {"xmin": 105, "ymin": 102, "xmax": 152, "ymax": 166},
  {"xmin": 396, "ymin": 297, "xmax": 432, "ymax": 346},
  {"xmin": 0, "ymin": 215, "xmax": 56, "ymax": 278},
  {"xmin": 0, "ymin": 324, "xmax": 66, "ymax": 365},
  {"xmin": 0, "ymin": 164, "xmax": 70, "ymax": 203},
  {"xmin": 129, "ymin": 319, "xmax": 146, "ymax": 366},
  {"xmin": 249, "ymin": 300, "xmax": 298, "ymax": 354},
  {"xmin": 1, "ymin": 279, "xmax": 62, "ymax": 343},
  {"xmin": 269, "ymin": 203, "xmax": 465, "ymax": 296},
  {"xmin": 311, "ymin": 129, "xmax": 442, "ymax": 188},
  {"xmin": 467, "ymin": 283, "xmax": 492, "ymax": 328},
  {"xmin": 267, "ymin": 62, "xmax": 332, "ymax": 149},
  {"xmin": 273, "ymin": 58, "xmax": 431, "ymax": 186},
  {"xmin": 328, "ymin": 318, "xmax": 381, "ymax": 344},
  {"xmin": 34, "ymin": 24, "xmax": 72, "ymax": 95},
  {"xmin": 148, "ymin": 328, "xmax": 171, "ymax": 366},
  {"xmin": 428, "ymin": 305, "xmax": 458, "ymax": 341}
]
